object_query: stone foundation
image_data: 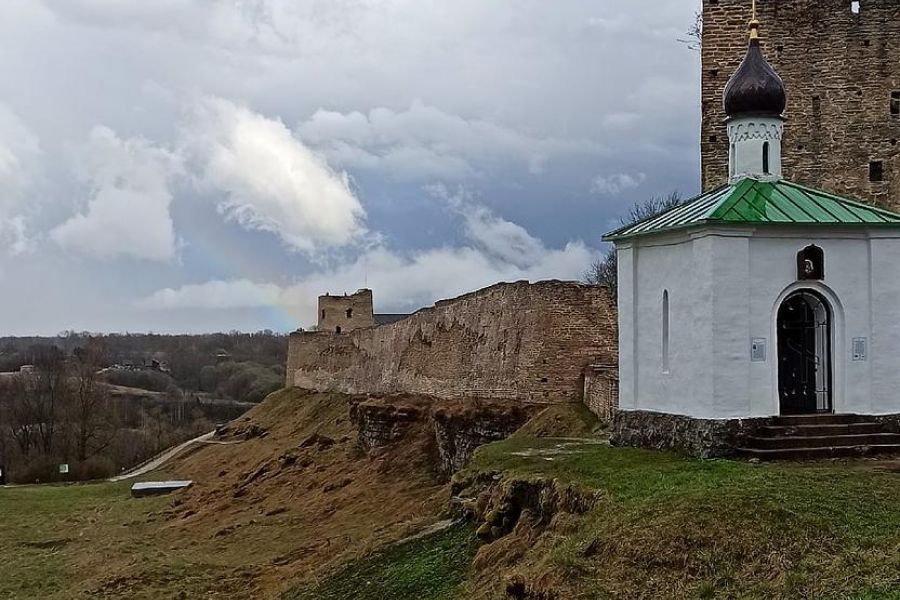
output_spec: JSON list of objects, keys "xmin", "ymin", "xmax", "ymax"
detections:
[
  {"xmin": 874, "ymin": 414, "xmax": 900, "ymax": 434},
  {"xmin": 610, "ymin": 410, "xmax": 776, "ymax": 459},
  {"xmin": 613, "ymin": 410, "xmax": 900, "ymax": 459}
]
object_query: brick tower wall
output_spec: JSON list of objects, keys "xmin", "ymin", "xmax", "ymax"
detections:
[
  {"xmin": 318, "ymin": 289, "xmax": 375, "ymax": 333},
  {"xmin": 701, "ymin": 0, "xmax": 900, "ymax": 209}
]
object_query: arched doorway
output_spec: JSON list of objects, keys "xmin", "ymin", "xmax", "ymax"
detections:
[{"xmin": 777, "ymin": 290, "xmax": 833, "ymax": 415}]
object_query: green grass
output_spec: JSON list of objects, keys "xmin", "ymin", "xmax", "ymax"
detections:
[
  {"xmin": 2, "ymin": 428, "xmax": 899, "ymax": 600},
  {"xmin": 0, "ymin": 481, "xmax": 165, "ymax": 599},
  {"xmin": 282, "ymin": 523, "xmax": 478, "ymax": 600},
  {"xmin": 462, "ymin": 437, "xmax": 900, "ymax": 599}
]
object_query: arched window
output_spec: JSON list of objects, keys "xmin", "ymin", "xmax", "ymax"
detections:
[
  {"xmin": 662, "ymin": 290, "xmax": 670, "ymax": 374},
  {"xmin": 797, "ymin": 245, "xmax": 825, "ymax": 280},
  {"xmin": 762, "ymin": 141, "xmax": 770, "ymax": 174},
  {"xmin": 730, "ymin": 143, "xmax": 736, "ymax": 177}
]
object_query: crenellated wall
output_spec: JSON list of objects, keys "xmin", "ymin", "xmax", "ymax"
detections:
[{"xmin": 286, "ymin": 281, "xmax": 618, "ymax": 405}]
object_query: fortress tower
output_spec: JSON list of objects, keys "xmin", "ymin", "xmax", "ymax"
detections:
[
  {"xmin": 317, "ymin": 289, "xmax": 375, "ymax": 333},
  {"xmin": 701, "ymin": 0, "xmax": 900, "ymax": 208}
]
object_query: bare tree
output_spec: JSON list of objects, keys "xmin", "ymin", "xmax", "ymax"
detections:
[
  {"xmin": 29, "ymin": 346, "xmax": 70, "ymax": 455},
  {"xmin": 678, "ymin": 10, "xmax": 703, "ymax": 52},
  {"xmin": 70, "ymin": 339, "xmax": 117, "ymax": 462},
  {"xmin": 584, "ymin": 251, "xmax": 618, "ymax": 289},
  {"xmin": 585, "ymin": 192, "xmax": 687, "ymax": 292}
]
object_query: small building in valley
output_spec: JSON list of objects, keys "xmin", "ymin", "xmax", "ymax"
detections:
[{"xmin": 605, "ymin": 10, "xmax": 900, "ymax": 458}]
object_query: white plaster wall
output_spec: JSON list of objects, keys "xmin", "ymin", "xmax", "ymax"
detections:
[
  {"xmin": 617, "ymin": 226, "xmax": 900, "ymax": 419},
  {"xmin": 727, "ymin": 117, "xmax": 783, "ymax": 181},
  {"xmin": 620, "ymin": 232, "xmax": 716, "ymax": 418},
  {"xmin": 869, "ymin": 235, "xmax": 900, "ymax": 415},
  {"xmin": 617, "ymin": 244, "xmax": 636, "ymax": 410}
]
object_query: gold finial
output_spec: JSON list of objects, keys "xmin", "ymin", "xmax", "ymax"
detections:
[{"xmin": 749, "ymin": 0, "xmax": 760, "ymax": 40}]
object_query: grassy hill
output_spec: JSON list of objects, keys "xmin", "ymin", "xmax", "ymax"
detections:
[{"xmin": 2, "ymin": 389, "xmax": 899, "ymax": 599}]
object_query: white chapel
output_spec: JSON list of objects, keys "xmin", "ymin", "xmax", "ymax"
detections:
[{"xmin": 605, "ymin": 9, "xmax": 900, "ymax": 458}]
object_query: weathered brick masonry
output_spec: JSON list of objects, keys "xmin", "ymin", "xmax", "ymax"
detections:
[
  {"xmin": 318, "ymin": 289, "xmax": 375, "ymax": 333},
  {"xmin": 702, "ymin": 0, "xmax": 900, "ymax": 208},
  {"xmin": 287, "ymin": 281, "xmax": 618, "ymax": 405}
]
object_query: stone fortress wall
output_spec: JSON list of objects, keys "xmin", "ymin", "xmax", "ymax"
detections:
[
  {"xmin": 287, "ymin": 281, "xmax": 618, "ymax": 407},
  {"xmin": 701, "ymin": 0, "xmax": 900, "ymax": 208}
]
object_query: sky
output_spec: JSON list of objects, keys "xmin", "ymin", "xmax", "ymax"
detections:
[{"xmin": 0, "ymin": 0, "xmax": 702, "ymax": 335}]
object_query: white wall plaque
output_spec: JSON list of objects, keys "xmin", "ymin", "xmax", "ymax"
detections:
[
  {"xmin": 852, "ymin": 338, "xmax": 867, "ymax": 362},
  {"xmin": 751, "ymin": 338, "xmax": 767, "ymax": 362}
]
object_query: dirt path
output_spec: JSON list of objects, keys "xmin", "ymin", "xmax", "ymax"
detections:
[{"xmin": 109, "ymin": 431, "xmax": 215, "ymax": 482}]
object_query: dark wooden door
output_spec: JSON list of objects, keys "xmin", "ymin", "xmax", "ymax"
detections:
[{"xmin": 778, "ymin": 292, "xmax": 832, "ymax": 415}]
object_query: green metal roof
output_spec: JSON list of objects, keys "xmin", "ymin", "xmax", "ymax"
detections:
[{"xmin": 603, "ymin": 177, "xmax": 900, "ymax": 242}]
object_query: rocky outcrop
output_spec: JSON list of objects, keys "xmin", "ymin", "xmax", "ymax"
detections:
[
  {"xmin": 350, "ymin": 396, "xmax": 535, "ymax": 478},
  {"xmin": 432, "ymin": 405, "xmax": 531, "ymax": 477},
  {"xmin": 350, "ymin": 401, "xmax": 423, "ymax": 452},
  {"xmin": 610, "ymin": 410, "xmax": 776, "ymax": 458},
  {"xmin": 451, "ymin": 471, "xmax": 599, "ymax": 541}
]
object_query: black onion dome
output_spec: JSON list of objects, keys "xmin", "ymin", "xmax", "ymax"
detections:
[{"xmin": 723, "ymin": 38, "xmax": 786, "ymax": 119}]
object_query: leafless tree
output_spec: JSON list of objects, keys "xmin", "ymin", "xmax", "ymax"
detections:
[
  {"xmin": 69, "ymin": 339, "xmax": 117, "ymax": 462},
  {"xmin": 585, "ymin": 192, "xmax": 687, "ymax": 292},
  {"xmin": 678, "ymin": 10, "xmax": 703, "ymax": 52},
  {"xmin": 28, "ymin": 346, "xmax": 70, "ymax": 455}
]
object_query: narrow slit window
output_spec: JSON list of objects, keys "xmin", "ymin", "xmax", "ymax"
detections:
[
  {"xmin": 662, "ymin": 290, "xmax": 670, "ymax": 374},
  {"xmin": 346, "ymin": 308, "xmax": 353, "ymax": 318},
  {"xmin": 870, "ymin": 160, "xmax": 884, "ymax": 183},
  {"xmin": 730, "ymin": 143, "xmax": 736, "ymax": 178},
  {"xmin": 851, "ymin": 1, "xmax": 861, "ymax": 14},
  {"xmin": 891, "ymin": 91, "xmax": 900, "ymax": 116},
  {"xmin": 763, "ymin": 141, "xmax": 770, "ymax": 174},
  {"xmin": 321, "ymin": 309, "xmax": 326, "ymax": 319}
]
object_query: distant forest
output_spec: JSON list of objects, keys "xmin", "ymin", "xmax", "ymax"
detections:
[
  {"xmin": 0, "ymin": 331, "xmax": 288, "ymax": 404},
  {"xmin": 0, "ymin": 332, "xmax": 288, "ymax": 483}
]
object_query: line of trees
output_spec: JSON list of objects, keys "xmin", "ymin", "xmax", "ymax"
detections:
[{"xmin": 0, "ymin": 331, "xmax": 288, "ymax": 404}]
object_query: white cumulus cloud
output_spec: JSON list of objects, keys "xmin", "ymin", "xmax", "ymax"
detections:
[
  {"xmin": 186, "ymin": 97, "xmax": 367, "ymax": 252},
  {"xmin": 51, "ymin": 126, "xmax": 183, "ymax": 261},
  {"xmin": 138, "ymin": 199, "xmax": 595, "ymax": 327}
]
